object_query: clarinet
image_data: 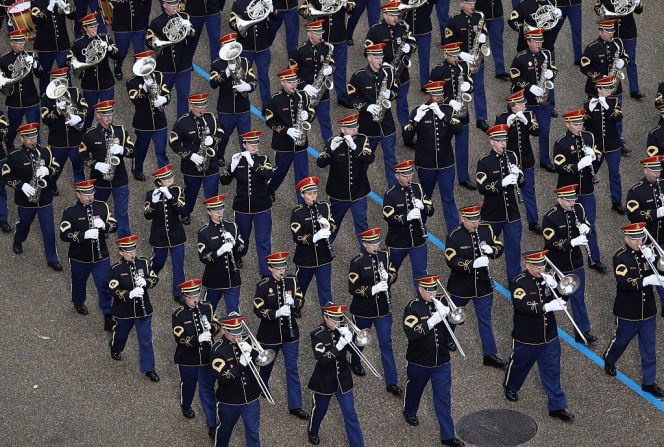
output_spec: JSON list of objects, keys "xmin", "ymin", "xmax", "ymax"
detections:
[
  {"xmin": 86, "ymin": 205, "xmax": 102, "ymax": 260},
  {"xmin": 280, "ymin": 276, "xmax": 295, "ymax": 339},
  {"xmin": 130, "ymin": 260, "xmax": 147, "ymax": 317},
  {"xmin": 508, "ymin": 162, "xmax": 524, "ymax": 204},
  {"xmin": 220, "ymin": 226, "xmax": 239, "ymax": 272},
  {"xmin": 571, "ymin": 205, "xmax": 593, "ymax": 260},
  {"xmin": 312, "ymin": 203, "xmax": 334, "ymax": 258},
  {"xmin": 377, "ymin": 259, "xmax": 391, "ymax": 311},
  {"xmin": 406, "ymin": 185, "xmax": 428, "ymax": 238},
  {"xmin": 195, "ymin": 306, "xmax": 212, "ymax": 345},
  {"xmin": 476, "ymin": 232, "xmax": 493, "ymax": 285}
]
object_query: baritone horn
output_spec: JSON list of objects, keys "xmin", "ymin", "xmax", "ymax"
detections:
[{"xmin": 239, "ymin": 320, "xmax": 276, "ymax": 404}]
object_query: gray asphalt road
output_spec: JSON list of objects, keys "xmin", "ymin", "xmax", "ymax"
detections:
[{"xmin": 2, "ymin": 1, "xmax": 664, "ymax": 446}]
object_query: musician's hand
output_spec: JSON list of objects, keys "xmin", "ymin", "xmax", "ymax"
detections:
[
  {"xmin": 335, "ymin": 335, "xmax": 350, "ymax": 351},
  {"xmin": 578, "ymin": 223, "xmax": 590, "ymax": 235},
  {"xmin": 459, "ymin": 51, "xmax": 475, "ymax": 64},
  {"xmin": 371, "ymin": 280, "xmax": 389, "ymax": 295},
  {"xmin": 303, "ymin": 84, "xmax": 319, "ymax": 97},
  {"xmin": 322, "ymin": 65, "xmax": 333, "ymax": 76},
  {"xmin": 135, "ymin": 276, "xmax": 147, "ymax": 288},
  {"xmin": 238, "ymin": 340, "xmax": 253, "ymax": 355},
  {"xmin": 414, "ymin": 104, "xmax": 429, "ymax": 122},
  {"xmin": 501, "ymin": 173, "xmax": 518, "ymax": 187},
  {"xmin": 313, "ymin": 228, "xmax": 331, "ymax": 243},
  {"xmin": 477, "ymin": 33, "xmax": 487, "ymax": 44},
  {"xmin": 366, "ymin": 104, "xmax": 380, "ymax": 116},
  {"xmin": 318, "ymin": 217, "xmax": 330, "ymax": 230},
  {"xmin": 406, "ymin": 207, "xmax": 421, "ymax": 221},
  {"xmin": 47, "ymin": 0, "xmax": 57, "ymax": 11},
  {"xmin": 516, "ymin": 111, "xmax": 528, "ymax": 124},
  {"xmin": 570, "ymin": 234, "xmax": 588, "ymax": 248},
  {"xmin": 449, "ymin": 99, "xmax": 462, "ymax": 112},
  {"xmin": 95, "ymin": 162, "xmax": 110, "ymax": 174},
  {"xmin": 275, "ymin": 304, "xmax": 291, "ymax": 318},
  {"xmin": 412, "ymin": 198, "xmax": 424, "ymax": 210},
  {"xmin": 152, "ymin": 38, "xmax": 169, "ymax": 49},
  {"xmin": 481, "ymin": 243, "xmax": 494, "ymax": 255},
  {"xmin": 382, "ymin": 89, "xmax": 391, "ymax": 99},
  {"xmin": 529, "ymin": 85, "xmax": 545, "ymax": 97},
  {"xmin": 143, "ymin": 76, "xmax": 154, "ymax": 86},
  {"xmin": 643, "ymin": 274, "xmax": 664, "ymax": 287},
  {"xmin": 507, "ymin": 113, "xmax": 518, "ymax": 127},
  {"xmin": 286, "ymin": 127, "xmax": 302, "ymax": 141},
  {"xmin": 84, "ymin": 228, "xmax": 99, "ymax": 240},
  {"xmin": 429, "ymin": 102, "xmax": 445, "ymax": 119},
  {"xmin": 554, "ymin": 7, "xmax": 562, "ymax": 18},
  {"xmin": 230, "ymin": 153, "xmax": 242, "ymax": 172},
  {"xmin": 56, "ymin": 100, "xmax": 67, "ymax": 111},
  {"xmin": 284, "ymin": 293, "xmax": 294, "ymax": 306},
  {"xmin": 216, "ymin": 242, "xmax": 234, "ymax": 256},
  {"xmin": 541, "ymin": 272, "xmax": 558, "ymax": 289},
  {"xmin": 299, "ymin": 110, "xmax": 309, "ymax": 121},
  {"xmin": 180, "ymin": 18, "xmax": 192, "ymax": 28},
  {"xmin": 577, "ymin": 155, "xmax": 593, "ymax": 170},
  {"xmin": 598, "ymin": 96, "xmax": 609, "ymax": 110},
  {"xmin": 641, "ymin": 245, "xmax": 656, "ymax": 263},
  {"xmin": 201, "ymin": 316, "xmax": 212, "ymax": 331},
  {"xmin": 190, "ymin": 153, "xmax": 205, "ymax": 166},
  {"xmin": 151, "ymin": 189, "xmax": 161, "ymax": 203},
  {"xmin": 21, "ymin": 183, "xmax": 36, "ymax": 197},
  {"xmin": 158, "ymin": 186, "xmax": 173, "ymax": 199},
  {"xmin": 402, "ymin": 43, "xmax": 411, "ymax": 54},
  {"xmin": 543, "ymin": 299, "xmax": 566, "ymax": 312},
  {"xmin": 98, "ymin": 40, "xmax": 108, "ymax": 50},
  {"xmin": 93, "ymin": 217, "xmax": 105, "ymax": 229},
  {"xmin": 198, "ymin": 331, "xmax": 212, "ymax": 343},
  {"xmin": 65, "ymin": 115, "xmax": 83, "ymax": 127},
  {"xmin": 472, "ymin": 256, "xmax": 489, "ymax": 268},
  {"xmin": 427, "ymin": 310, "xmax": 444, "ymax": 330},
  {"xmin": 129, "ymin": 287, "xmax": 144, "ymax": 299},
  {"xmin": 343, "ymin": 134, "xmax": 356, "ymax": 149},
  {"xmin": 233, "ymin": 81, "xmax": 252, "ymax": 92},
  {"xmin": 615, "ymin": 58, "xmax": 625, "ymax": 69},
  {"xmin": 24, "ymin": 55, "xmax": 34, "ymax": 66},
  {"xmin": 110, "ymin": 144, "xmax": 124, "ymax": 155},
  {"xmin": 153, "ymin": 95, "xmax": 167, "ymax": 108},
  {"xmin": 35, "ymin": 166, "xmax": 49, "ymax": 179},
  {"xmin": 330, "ymin": 136, "xmax": 344, "ymax": 151},
  {"xmin": 544, "ymin": 69, "xmax": 554, "ymax": 79},
  {"xmin": 657, "ymin": 206, "xmax": 664, "ymax": 219},
  {"xmin": 337, "ymin": 326, "xmax": 353, "ymax": 342}
]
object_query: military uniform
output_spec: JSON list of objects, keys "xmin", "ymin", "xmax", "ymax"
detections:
[
  {"xmin": 31, "ymin": 0, "xmax": 74, "ymax": 93},
  {"xmin": 0, "ymin": 112, "xmax": 10, "ymax": 230},
  {"xmin": 646, "ymin": 117, "xmax": 664, "ymax": 158},
  {"xmin": 111, "ymin": 0, "xmax": 146, "ymax": 79},
  {"xmin": 507, "ymin": 0, "xmax": 559, "ymax": 51},
  {"xmin": 476, "ymin": 0, "xmax": 508, "ymax": 77},
  {"xmin": 402, "ymin": 0, "xmax": 436, "ymax": 87},
  {"xmin": 184, "ymin": 0, "xmax": 222, "ymax": 61},
  {"xmin": 269, "ymin": 0, "xmax": 300, "ymax": 58},
  {"xmin": 580, "ymin": 36, "xmax": 629, "ymax": 97},
  {"xmin": 550, "ymin": 0, "xmax": 582, "ymax": 64}
]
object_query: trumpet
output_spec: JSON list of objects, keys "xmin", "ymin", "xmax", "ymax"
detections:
[
  {"xmin": 541, "ymin": 257, "xmax": 586, "ymax": 344},
  {"xmin": 238, "ymin": 320, "xmax": 276, "ymax": 404},
  {"xmin": 337, "ymin": 314, "xmax": 381, "ymax": 378}
]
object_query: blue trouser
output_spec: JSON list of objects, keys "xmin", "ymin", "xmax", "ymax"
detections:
[
  {"xmin": 350, "ymin": 314, "xmax": 398, "ymax": 386},
  {"xmin": 52, "ymin": 147, "xmax": 85, "ymax": 185},
  {"xmin": 577, "ymin": 194, "xmax": 600, "ymax": 262},
  {"xmin": 15, "ymin": 204, "xmax": 58, "ymax": 263},
  {"xmin": 236, "ymin": 210, "xmax": 272, "ymax": 277},
  {"xmin": 332, "ymin": 42, "xmax": 349, "ymax": 102},
  {"xmin": 259, "ymin": 341, "xmax": 302, "ymax": 410},
  {"xmin": 133, "ymin": 128, "xmax": 169, "ymax": 174},
  {"xmin": 111, "ymin": 316, "xmax": 155, "ymax": 373},
  {"xmin": 329, "ymin": 197, "xmax": 368, "ymax": 248},
  {"xmin": 206, "ymin": 287, "xmax": 241, "ymax": 314},
  {"xmin": 163, "ymin": 70, "xmax": 192, "ymax": 119},
  {"xmin": 471, "ymin": 64, "xmax": 487, "ymax": 122},
  {"xmin": 37, "ymin": 51, "xmax": 68, "ymax": 93},
  {"xmin": 565, "ymin": 267, "xmax": 590, "ymax": 334},
  {"xmin": 114, "ymin": 31, "xmax": 145, "ymax": 73},
  {"xmin": 296, "ymin": 263, "xmax": 332, "ymax": 306},
  {"xmin": 598, "ymin": 150, "xmax": 622, "ymax": 205},
  {"xmin": 622, "ymin": 38, "xmax": 639, "ymax": 94},
  {"xmin": 152, "ymin": 244, "xmax": 185, "ymax": 298},
  {"xmin": 368, "ymin": 134, "xmax": 397, "ymax": 187},
  {"xmin": 188, "ymin": 14, "xmax": 222, "ymax": 62},
  {"xmin": 396, "ymin": 81, "xmax": 410, "ymax": 130},
  {"xmin": 74, "ymin": 0, "xmax": 107, "ymax": 37},
  {"xmin": 490, "ymin": 220, "xmax": 522, "ymax": 282},
  {"xmin": 389, "ymin": 244, "xmax": 428, "ymax": 292},
  {"xmin": 0, "ymin": 161, "xmax": 8, "ymax": 221},
  {"xmin": 504, "ymin": 338, "xmax": 568, "ymax": 411},
  {"xmin": 82, "ymin": 88, "xmax": 114, "ymax": 129},
  {"xmin": 7, "ymin": 105, "xmax": 40, "ymax": 149},
  {"xmin": 454, "ymin": 124, "xmax": 470, "ymax": 183},
  {"xmin": 268, "ymin": 9, "xmax": 299, "ymax": 58},
  {"xmin": 522, "ymin": 167, "xmax": 538, "ymax": 224},
  {"xmin": 243, "ymin": 50, "xmax": 271, "ymax": 111},
  {"xmin": 269, "ymin": 151, "xmax": 309, "ymax": 204},
  {"xmin": 435, "ymin": 0, "xmax": 451, "ymax": 41},
  {"xmin": 308, "ymin": 390, "xmax": 364, "ymax": 447},
  {"xmin": 346, "ymin": 0, "xmax": 379, "ymax": 40},
  {"xmin": 550, "ymin": 5, "xmax": 582, "ymax": 63},
  {"xmin": 178, "ymin": 364, "xmax": 217, "ymax": 429},
  {"xmin": 183, "ymin": 174, "xmax": 219, "ymax": 218},
  {"xmin": 95, "ymin": 185, "xmax": 131, "ymax": 238},
  {"xmin": 217, "ymin": 111, "xmax": 251, "ymax": 162},
  {"xmin": 604, "ymin": 316, "xmax": 657, "ymax": 386},
  {"xmin": 404, "ymin": 362, "xmax": 454, "ymax": 441},
  {"xmin": 418, "ymin": 166, "xmax": 458, "ymax": 234},
  {"xmin": 656, "ymin": 286, "xmax": 664, "ymax": 308},
  {"xmin": 215, "ymin": 400, "xmax": 260, "ymax": 447},
  {"xmin": 527, "ymin": 103, "xmax": 552, "ymax": 166},
  {"xmin": 69, "ymin": 258, "xmax": 112, "ymax": 314},
  {"xmin": 486, "ymin": 18, "xmax": 506, "ymax": 76},
  {"xmin": 314, "ymin": 100, "xmax": 333, "ymax": 143},
  {"xmin": 450, "ymin": 293, "xmax": 497, "ymax": 356},
  {"xmin": 415, "ymin": 33, "xmax": 432, "ymax": 88},
  {"xmin": 614, "ymin": 94, "xmax": 626, "ymax": 146}
]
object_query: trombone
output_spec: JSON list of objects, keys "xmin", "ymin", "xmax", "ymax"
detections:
[
  {"xmin": 433, "ymin": 280, "xmax": 466, "ymax": 359},
  {"xmin": 542, "ymin": 256, "xmax": 587, "ymax": 344},
  {"xmin": 337, "ymin": 314, "xmax": 381, "ymax": 378},
  {"xmin": 641, "ymin": 228, "xmax": 664, "ymax": 287},
  {"xmin": 239, "ymin": 320, "xmax": 276, "ymax": 404}
]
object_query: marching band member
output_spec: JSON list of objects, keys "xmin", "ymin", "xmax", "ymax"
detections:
[
  {"xmin": 172, "ymin": 279, "xmax": 220, "ymax": 439},
  {"xmin": 68, "ymin": 12, "xmax": 118, "ymax": 129},
  {"xmin": 495, "ymin": 89, "xmax": 541, "ymax": 234},
  {"xmin": 307, "ymin": 303, "xmax": 365, "ymax": 446},
  {"xmin": 111, "ymin": 0, "xmax": 146, "ymax": 80},
  {"xmin": 445, "ymin": 205, "xmax": 506, "ymax": 367},
  {"xmin": 476, "ymin": 124, "xmax": 523, "ymax": 282},
  {"xmin": 445, "ymin": 0, "xmax": 489, "ymax": 132},
  {"xmin": 109, "ymin": 235, "xmax": 160, "ymax": 382},
  {"xmin": 656, "ymin": 82, "xmax": 664, "ymax": 111},
  {"xmin": 220, "ymin": 131, "xmax": 275, "ymax": 277},
  {"xmin": 269, "ymin": 0, "xmax": 300, "ymax": 58},
  {"xmin": 347, "ymin": 42, "xmax": 399, "ymax": 186},
  {"xmin": 183, "ymin": 0, "xmax": 222, "ymax": 61},
  {"xmin": 0, "ymin": 29, "xmax": 43, "ymax": 149},
  {"xmin": 144, "ymin": 164, "xmax": 186, "ymax": 302},
  {"xmin": 429, "ymin": 42, "xmax": 475, "ymax": 190},
  {"xmin": 504, "ymin": 250, "xmax": 575, "ymax": 422},
  {"xmin": 40, "ymin": 68, "xmax": 87, "ymax": 191},
  {"xmin": 646, "ymin": 101, "xmax": 664, "ymax": 157},
  {"xmin": 365, "ymin": 1, "xmax": 417, "ymax": 136},
  {"xmin": 316, "ymin": 113, "xmax": 373, "ymax": 247},
  {"xmin": 73, "ymin": 0, "xmax": 107, "ymax": 37},
  {"xmin": 209, "ymin": 313, "xmax": 263, "ymax": 447},
  {"xmin": 382, "ymin": 159, "xmax": 433, "ymax": 290},
  {"xmin": 402, "ymin": 276, "xmax": 464, "ymax": 447},
  {"xmin": 348, "ymin": 228, "xmax": 401, "ymax": 393},
  {"xmin": 290, "ymin": 19, "xmax": 335, "ymax": 144},
  {"xmin": 126, "ymin": 51, "xmax": 170, "ymax": 180},
  {"xmin": 265, "ymin": 68, "xmax": 316, "ymax": 204},
  {"xmin": 550, "ymin": 0, "xmax": 582, "ymax": 66},
  {"xmin": 509, "ymin": 28, "xmax": 557, "ymax": 172},
  {"xmin": 552, "ymin": 109, "xmax": 605, "ymax": 273},
  {"xmin": 583, "ymin": 76, "xmax": 625, "ymax": 214},
  {"xmin": 79, "ymin": 100, "xmax": 135, "ymax": 237},
  {"xmin": 476, "ymin": 0, "xmax": 509, "ymax": 80},
  {"xmin": 404, "ymin": 80, "xmax": 462, "ymax": 233},
  {"xmin": 146, "ymin": 0, "xmax": 195, "ymax": 118},
  {"xmin": 0, "ymin": 111, "xmax": 10, "ymax": 233},
  {"xmin": 603, "ymin": 223, "xmax": 664, "ymax": 398},
  {"xmin": 625, "ymin": 157, "xmax": 664, "ymax": 314},
  {"xmin": 253, "ymin": 252, "xmax": 309, "ymax": 420},
  {"xmin": 507, "ymin": 0, "xmax": 560, "ymax": 52},
  {"xmin": 210, "ymin": 33, "xmax": 257, "ymax": 164},
  {"xmin": 345, "ymin": 0, "xmax": 379, "ymax": 46},
  {"xmin": 401, "ymin": 0, "xmax": 436, "ymax": 89},
  {"xmin": 2, "ymin": 123, "xmax": 61, "ymax": 270},
  {"xmin": 169, "ymin": 93, "xmax": 223, "ymax": 224},
  {"xmin": 59, "ymin": 179, "xmax": 117, "ymax": 329},
  {"xmin": 197, "ymin": 195, "xmax": 245, "ymax": 312},
  {"xmin": 290, "ymin": 176, "xmax": 335, "ymax": 307},
  {"xmin": 542, "ymin": 185, "xmax": 598, "ymax": 344}
]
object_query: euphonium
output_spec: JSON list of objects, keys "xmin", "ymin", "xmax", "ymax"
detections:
[
  {"xmin": 46, "ymin": 78, "xmax": 84, "ymax": 131},
  {"xmin": 132, "ymin": 57, "xmax": 164, "ymax": 112},
  {"xmin": 218, "ymin": 41, "xmax": 248, "ymax": 98}
]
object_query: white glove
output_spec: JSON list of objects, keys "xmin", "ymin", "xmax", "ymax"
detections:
[
  {"xmin": 69, "ymin": 59, "xmax": 84, "ymax": 70},
  {"xmin": 190, "ymin": 153, "xmax": 205, "ymax": 166},
  {"xmin": 110, "ymin": 144, "xmax": 124, "ymax": 155},
  {"xmin": 402, "ymin": 43, "xmax": 411, "ymax": 54},
  {"xmin": 230, "ymin": 153, "xmax": 242, "ymax": 172},
  {"xmin": 554, "ymin": 7, "xmax": 562, "ymax": 18},
  {"xmin": 477, "ymin": 33, "xmax": 487, "ymax": 44},
  {"xmin": 657, "ymin": 206, "xmax": 664, "ymax": 219},
  {"xmin": 241, "ymin": 151, "xmax": 254, "ymax": 167},
  {"xmin": 577, "ymin": 156, "xmax": 593, "ymax": 170},
  {"xmin": 588, "ymin": 98, "xmax": 599, "ymax": 112},
  {"xmin": 330, "ymin": 136, "xmax": 344, "ymax": 151},
  {"xmin": 25, "ymin": 55, "xmax": 34, "ymax": 65},
  {"xmin": 313, "ymin": 228, "xmax": 331, "ymax": 243},
  {"xmin": 318, "ymin": 217, "xmax": 330, "ymax": 230},
  {"xmin": 541, "ymin": 272, "xmax": 558, "ymax": 289},
  {"xmin": 265, "ymin": 0, "xmax": 274, "ymax": 13},
  {"xmin": 382, "ymin": 89, "xmax": 391, "ymax": 100},
  {"xmin": 414, "ymin": 104, "xmax": 428, "ymax": 122},
  {"xmin": 99, "ymin": 40, "xmax": 109, "ymax": 50},
  {"xmin": 238, "ymin": 340, "xmax": 253, "ymax": 355},
  {"xmin": 56, "ymin": 100, "xmax": 66, "ymax": 110},
  {"xmin": 84, "ymin": 228, "xmax": 99, "ymax": 240},
  {"xmin": 286, "ymin": 127, "xmax": 302, "ymax": 141},
  {"xmin": 93, "ymin": 217, "xmax": 105, "ymax": 229},
  {"xmin": 239, "ymin": 352, "xmax": 250, "ymax": 366},
  {"xmin": 413, "ymin": 198, "xmax": 424, "ymax": 210},
  {"xmin": 427, "ymin": 310, "xmax": 444, "ymax": 330},
  {"xmin": 299, "ymin": 110, "xmax": 309, "ymax": 122},
  {"xmin": 322, "ymin": 65, "xmax": 333, "ymax": 76},
  {"xmin": 95, "ymin": 162, "xmax": 110, "ymax": 174},
  {"xmin": 65, "ymin": 115, "xmax": 83, "ymax": 127},
  {"xmin": 153, "ymin": 95, "xmax": 167, "ymax": 108},
  {"xmin": 460, "ymin": 81, "xmax": 471, "ymax": 92},
  {"xmin": 406, "ymin": 207, "xmax": 421, "ymax": 221},
  {"xmin": 544, "ymin": 69, "xmax": 554, "ymax": 80},
  {"xmin": 509, "ymin": 164, "xmax": 521, "ymax": 176},
  {"xmin": 459, "ymin": 51, "xmax": 475, "ymax": 64},
  {"xmin": 641, "ymin": 246, "xmax": 656, "ymax": 263},
  {"xmin": 544, "ymin": 300, "xmax": 566, "ymax": 312},
  {"xmin": 481, "ymin": 243, "xmax": 494, "ymax": 255},
  {"xmin": 570, "ymin": 235, "xmax": 588, "ymax": 247},
  {"xmin": 143, "ymin": 76, "xmax": 154, "ymax": 87},
  {"xmin": 516, "ymin": 111, "xmax": 528, "ymax": 124},
  {"xmin": 529, "ymin": 85, "xmax": 545, "ymax": 97},
  {"xmin": 303, "ymin": 84, "xmax": 319, "ymax": 97},
  {"xmin": 234, "ymin": 81, "xmax": 252, "ymax": 92},
  {"xmin": 202, "ymin": 136, "xmax": 214, "ymax": 147},
  {"xmin": 371, "ymin": 280, "xmax": 389, "ymax": 295},
  {"xmin": 614, "ymin": 58, "xmax": 625, "ymax": 69},
  {"xmin": 429, "ymin": 102, "xmax": 444, "ymax": 119},
  {"xmin": 335, "ymin": 335, "xmax": 350, "ymax": 351},
  {"xmin": 47, "ymin": 0, "xmax": 56, "ymax": 11},
  {"xmin": 344, "ymin": 134, "xmax": 356, "ymax": 150},
  {"xmin": 21, "ymin": 183, "xmax": 36, "ymax": 197},
  {"xmin": 135, "ymin": 276, "xmax": 147, "ymax": 287},
  {"xmin": 284, "ymin": 292, "xmax": 294, "ymax": 306},
  {"xmin": 129, "ymin": 287, "xmax": 144, "ymax": 299},
  {"xmin": 582, "ymin": 146, "xmax": 596, "ymax": 161},
  {"xmin": 338, "ymin": 326, "xmax": 353, "ymax": 343},
  {"xmin": 577, "ymin": 223, "xmax": 590, "ymax": 235},
  {"xmin": 198, "ymin": 331, "xmax": 212, "ymax": 343},
  {"xmin": 216, "ymin": 242, "xmax": 234, "ymax": 256},
  {"xmin": 275, "ymin": 304, "xmax": 291, "ymax": 318},
  {"xmin": 35, "ymin": 166, "xmax": 49, "ymax": 179},
  {"xmin": 180, "ymin": 18, "xmax": 192, "ymax": 28},
  {"xmin": 158, "ymin": 186, "xmax": 172, "ymax": 199},
  {"xmin": 506, "ymin": 113, "xmax": 518, "ymax": 127},
  {"xmin": 473, "ymin": 256, "xmax": 489, "ymax": 268},
  {"xmin": 449, "ymin": 99, "xmax": 462, "ymax": 112},
  {"xmin": 501, "ymin": 174, "xmax": 518, "ymax": 187},
  {"xmin": 598, "ymin": 96, "xmax": 609, "ymax": 110},
  {"xmin": 151, "ymin": 38, "xmax": 170, "ymax": 49},
  {"xmin": 151, "ymin": 189, "xmax": 161, "ymax": 203},
  {"xmin": 366, "ymin": 104, "xmax": 381, "ymax": 116},
  {"xmin": 643, "ymin": 274, "xmax": 664, "ymax": 287}
]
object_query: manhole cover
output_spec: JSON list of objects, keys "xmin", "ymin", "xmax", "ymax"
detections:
[{"xmin": 457, "ymin": 409, "xmax": 538, "ymax": 446}]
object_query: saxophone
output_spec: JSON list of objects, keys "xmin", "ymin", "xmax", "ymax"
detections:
[
  {"xmin": 391, "ymin": 36, "xmax": 412, "ymax": 81},
  {"xmin": 293, "ymin": 94, "xmax": 311, "ymax": 147},
  {"xmin": 468, "ymin": 12, "xmax": 489, "ymax": 74},
  {"xmin": 607, "ymin": 46, "xmax": 625, "ymax": 95},
  {"xmin": 535, "ymin": 56, "xmax": 554, "ymax": 105},
  {"xmin": 195, "ymin": 119, "xmax": 216, "ymax": 172},
  {"xmin": 372, "ymin": 68, "xmax": 392, "ymax": 123},
  {"xmin": 309, "ymin": 47, "xmax": 335, "ymax": 108},
  {"xmin": 28, "ymin": 151, "xmax": 47, "ymax": 205},
  {"xmin": 103, "ymin": 126, "xmax": 121, "ymax": 181},
  {"xmin": 453, "ymin": 70, "xmax": 472, "ymax": 118}
]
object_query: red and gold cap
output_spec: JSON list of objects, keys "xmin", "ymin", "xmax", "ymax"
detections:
[
  {"xmin": 95, "ymin": 100, "xmax": 115, "ymax": 115},
  {"xmin": 203, "ymin": 195, "xmax": 225, "ymax": 211},
  {"xmin": 221, "ymin": 313, "xmax": 245, "ymax": 335},
  {"xmin": 459, "ymin": 205, "xmax": 482, "ymax": 221},
  {"xmin": 416, "ymin": 275, "xmax": 440, "ymax": 291},
  {"xmin": 305, "ymin": 19, "xmax": 326, "ymax": 33},
  {"xmin": 524, "ymin": 28, "xmax": 544, "ymax": 42},
  {"xmin": 622, "ymin": 222, "xmax": 646, "ymax": 239},
  {"xmin": 134, "ymin": 50, "xmax": 155, "ymax": 60},
  {"xmin": 117, "ymin": 235, "xmax": 138, "ymax": 251},
  {"xmin": 364, "ymin": 43, "xmax": 385, "ymax": 58},
  {"xmin": 562, "ymin": 108, "xmax": 585, "ymax": 124},
  {"xmin": 442, "ymin": 41, "xmax": 462, "ymax": 56},
  {"xmin": 152, "ymin": 164, "xmax": 174, "ymax": 180},
  {"xmin": 338, "ymin": 113, "xmax": 359, "ymax": 128},
  {"xmin": 219, "ymin": 32, "xmax": 238, "ymax": 45},
  {"xmin": 240, "ymin": 131, "xmax": 261, "ymax": 144},
  {"xmin": 555, "ymin": 184, "xmax": 578, "ymax": 200},
  {"xmin": 188, "ymin": 93, "xmax": 208, "ymax": 107},
  {"xmin": 278, "ymin": 67, "xmax": 299, "ymax": 82},
  {"xmin": 80, "ymin": 12, "xmax": 99, "ymax": 26},
  {"xmin": 50, "ymin": 67, "xmax": 70, "ymax": 78},
  {"xmin": 381, "ymin": 1, "xmax": 401, "ymax": 14},
  {"xmin": 523, "ymin": 249, "xmax": 549, "ymax": 267},
  {"xmin": 507, "ymin": 89, "xmax": 526, "ymax": 106},
  {"xmin": 597, "ymin": 19, "xmax": 617, "ymax": 32},
  {"xmin": 177, "ymin": 279, "xmax": 202, "ymax": 296},
  {"xmin": 8, "ymin": 29, "xmax": 28, "ymax": 42},
  {"xmin": 265, "ymin": 251, "xmax": 289, "ymax": 268},
  {"xmin": 18, "ymin": 123, "xmax": 39, "ymax": 137},
  {"xmin": 359, "ymin": 228, "xmax": 381, "ymax": 244},
  {"xmin": 424, "ymin": 80, "xmax": 446, "ymax": 96},
  {"xmin": 594, "ymin": 76, "xmax": 615, "ymax": 89},
  {"xmin": 392, "ymin": 159, "xmax": 415, "ymax": 175},
  {"xmin": 321, "ymin": 303, "xmax": 347, "ymax": 321},
  {"xmin": 640, "ymin": 156, "xmax": 664, "ymax": 172},
  {"xmin": 74, "ymin": 179, "xmax": 96, "ymax": 195},
  {"xmin": 296, "ymin": 176, "xmax": 319, "ymax": 193},
  {"xmin": 487, "ymin": 124, "xmax": 509, "ymax": 141}
]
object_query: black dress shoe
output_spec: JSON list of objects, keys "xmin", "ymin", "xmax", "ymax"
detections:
[
  {"xmin": 52, "ymin": 188, "xmax": 59, "ymax": 196},
  {"xmin": 145, "ymin": 370, "xmax": 160, "ymax": 382},
  {"xmin": 458, "ymin": 180, "xmax": 476, "ymax": 191},
  {"xmin": 403, "ymin": 410, "xmax": 419, "ymax": 426},
  {"xmin": 0, "ymin": 220, "xmax": 10, "ymax": 232},
  {"xmin": 351, "ymin": 365, "xmax": 366, "ymax": 377},
  {"xmin": 308, "ymin": 432, "xmax": 321, "ymax": 444},
  {"xmin": 550, "ymin": 108, "xmax": 558, "ymax": 118},
  {"xmin": 442, "ymin": 438, "xmax": 465, "ymax": 447},
  {"xmin": 111, "ymin": 350, "xmax": 122, "ymax": 361},
  {"xmin": 611, "ymin": 203, "xmax": 626, "ymax": 215},
  {"xmin": 504, "ymin": 388, "xmax": 519, "ymax": 402},
  {"xmin": 48, "ymin": 261, "xmax": 63, "ymax": 271},
  {"xmin": 576, "ymin": 332, "xmax": 598, "ymax": 345},
  {"xmin": 12, "ymin": 241, "xmax": 22, "ymax": 254},
  {"xmin": 181, "ymin": 215, "xmax": 191, "ymax": 225},
  {"xmin": 386, "ymin": 384, "xmax": 403, "ymax": 396},
  {"xmin": 528, "ymin": 223, "xmax": 543, "ymax": 235},
  {"xmin": 114, "ymin": 69, "xmax": 123, "ymax": 80},
  {"xmin": 476, "ymin": 120, "xmax": 489, "ymax": 132},
  {"xmin": 495, "ymin": 72, "xmax": 510, "ymax": 80},
  {"xmin": 132, "ymin": 170, "xmax": 146, "ymax": 181},
  {"xmin": 621, "ymin": 146, "xmax": 632, "ymax": 156},
  {"xmin": 292, "ymin": 308, "xmax": 302, "ymax": 318},
  {"xmin": 642, "ymin": 383, "xmax": 664, "ymax": 398},
  {"xmin": 661, "ymin": 307, "xmax": 664, "ymax": 318},
  {"xmin": 540, "ymin": 162, "xmax": 556, "ymax": 173},
  {"xmin": 589, "ymin": 261, "xmax": 607, "ymax": 273},
  {"xmin": 603, "ymin": 355, "xmax": 617, "ymax": 376},
  {"xmin": 446, "ymin": 338, "xmax": 457, "ymax": 352},
  {"xmin": 346, "ymin": 38, "xmax": 354, "ymax": 46},
  {"xmin": 181, "ymin": 406, "xmax": 196, "ymax": 418},
  {"xmin": 208, "ymin": 426, "xmax": 216, "ymax": 439},
  {"xmin": 104, "ymin": 314, "xmax": 115, "ymax": 331},
  {"xmin": 289, "ymin": 408, "xmax": 310, "ymax": 419},
  {"xmin": 74, "ymin": 303, "xmax": 89, "ymax": 315},
  {"xmin": 483, "ymin": 354, "xmax": 506, "ymax": 369},
  {"xmin": 630, "ymin": 91, "xmax": 645, "ymax": 100},
  {"xmin": 549, "ymin": 409, "xmax": 575, "ymax": 422}
]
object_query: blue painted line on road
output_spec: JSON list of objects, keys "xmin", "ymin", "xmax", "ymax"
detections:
[{"xmin": 192, "ymin": 63, "xmax": 664, "ymax": 412}]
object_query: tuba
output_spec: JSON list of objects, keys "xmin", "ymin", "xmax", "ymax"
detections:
[
  {"xmin": 236, "ymin": 0, "xmax": 270, "ymax": 37},
  {"xmin": 46, "ymin": 78, "xmax": 85, "ymax": 131},
  {"xmin": 0, "ymin": 52, "xmax": 32, "ymax": 95},
  {"xmin": 530, "ymin": 4, "xmax": 559, "ymax": 30},
  {"xmin": 132, "ymin": 57, "xmax": 165, "ymax": 112},
  {"xmin": 218, "ymin": 41, "xmax": 249, "ymax": 98}
]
